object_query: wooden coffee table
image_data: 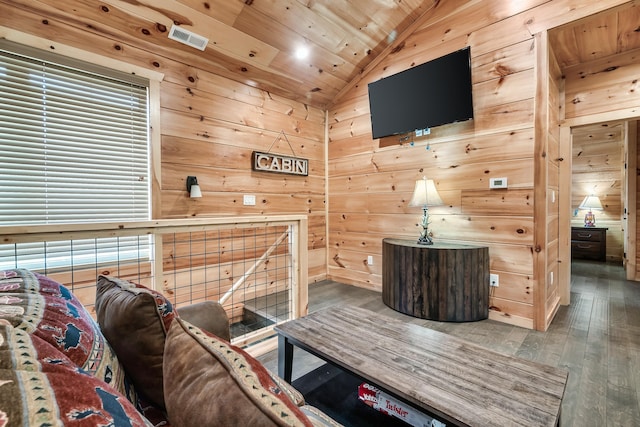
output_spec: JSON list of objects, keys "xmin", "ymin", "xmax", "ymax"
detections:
[{"xmin": 275, "ymin": 305, "xmax": 567, "ymax": 427}]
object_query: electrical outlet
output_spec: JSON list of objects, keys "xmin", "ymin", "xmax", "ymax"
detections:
[
  {"xmin": 490, "ymin": 273, "xmax": 499, "ymax": 287},
  {"xmin": 367, "ymin": 255, "xmax": 374, "ymax": 265}
]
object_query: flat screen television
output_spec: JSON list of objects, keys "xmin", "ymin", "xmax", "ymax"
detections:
[{"xmin": 367, "ymin": 47, "xmax": 474, "ymax": 140}]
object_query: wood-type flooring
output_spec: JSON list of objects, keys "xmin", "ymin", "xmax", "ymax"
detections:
[{"xmin": 257, "ymin": 260, "xmax": 640, "ymax": 427}]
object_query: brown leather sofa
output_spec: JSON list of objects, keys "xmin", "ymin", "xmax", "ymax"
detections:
[{"xmin": 0, "ymin": 269, "xmax": 340, "ymax": 426}]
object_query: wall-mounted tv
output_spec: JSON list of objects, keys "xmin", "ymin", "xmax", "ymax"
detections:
[{"xmin": 367, "ymin": 47, "xmax": 474, "ymax": 140}]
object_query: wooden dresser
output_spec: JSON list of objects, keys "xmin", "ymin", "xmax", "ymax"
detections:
[{"xmin": 571, "ymin": 227, "xmax": 607, "ymax": 262}]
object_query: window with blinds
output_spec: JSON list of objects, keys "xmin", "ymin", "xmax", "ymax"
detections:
[{"xmin": 0, "ymin": 41, "xmax": 151, "ymax": 271}]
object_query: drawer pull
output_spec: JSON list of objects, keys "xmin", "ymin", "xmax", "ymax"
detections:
[
  {"xmin": 576, "ymin": 244, "xmax": 594, "ymax": 249},
  {"xmin": 576, "ymin": 233, "xmax": 592, "ymax": 238}
]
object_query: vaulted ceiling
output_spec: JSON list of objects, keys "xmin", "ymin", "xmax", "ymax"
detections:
[
  {"xmin": 549, "ymin": 2, "xmax": 640, "ymax": 153},
  {"xmin": 1, "ymin": 0, "xmax": 438, "ymax": 109},
  {"xmin": 2, "ymin": 1, "xmax": 638, "ymax": 110},
  {"xmin": 550, "ymin": 1, "xmax": 640, "ymax": 71}
]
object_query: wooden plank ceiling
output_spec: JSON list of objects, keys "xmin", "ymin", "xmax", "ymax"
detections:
[
  {"xmin": 550, "ymin": 1, "xmax": 640, "ymax": 70},
  {"xmin": 3, "ymin": 1, "xmax": 639, "ymax": 110},
  {"xmin": 1, "ymin": 0, "xmax": 437, "ymax": 109},
  {"xmin": 551, "ymin": 2, "xmax": 639, "ymax": 152}
]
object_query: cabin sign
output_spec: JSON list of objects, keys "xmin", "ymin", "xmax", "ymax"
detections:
[{"xmin": 252, "ymin": 151, "xmax": 308, "ymax": 176}]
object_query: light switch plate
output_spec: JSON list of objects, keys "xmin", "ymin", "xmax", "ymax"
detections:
[{"xmin": 243, "ymin": 195, "xmax": 256, "ymax": 206}]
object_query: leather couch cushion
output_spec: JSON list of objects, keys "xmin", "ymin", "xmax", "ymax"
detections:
[
  {"xmin": 176, "ymin": 300, "xmax": 231, "ymax": 341},
  {"xmin": 163, "ymin": 317, "xmax": 313, "ymax": 427},
  {"xmin": 95, "ymin": 275, "xmax": 175, "ymax": 410}
]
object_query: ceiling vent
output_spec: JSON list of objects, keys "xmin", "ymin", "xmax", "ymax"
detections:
[{"xmin": 168, "ymin": 25, "xmax": 208, "ymax": 51}]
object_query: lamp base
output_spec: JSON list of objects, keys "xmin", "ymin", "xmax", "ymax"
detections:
[
  {"xmin": 416, "ymin": 206, "xmax": 435, "ymax": 245},
  {"xmin": 584, "ymin": 210, "xmax": 596, "ymax": 227},
  {"xmin": 416, "ymin": 235, "xmax": 434, "ymax": 245}
]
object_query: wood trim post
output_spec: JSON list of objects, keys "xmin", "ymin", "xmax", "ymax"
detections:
[
  {"xmin": 626, "ymin": 121, "xmax": 637, "ymax": 280},
  {"xmin": 149, "ymin": 79, "xmax": 162, "ymax": 220},
  {"xmin": 533, "ymin": 31, "xmax": 549, "ymax": 331},
  {"xmin": 152, "ymin": 232, "xmax": 163, "ymax": 292},
  {"xmin": 324, "ymin": 110, "xmax": 330, "ymax": 281},
  {"xmin": 558, "ymin": 125, "xmax": 572, "ymax": 305},
  {"xmin": 294, "ymin": 217, "xmax": 309, "ymax": 317}
]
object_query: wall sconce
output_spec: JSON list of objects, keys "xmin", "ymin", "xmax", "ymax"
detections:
[
  {"xmin": 408, "ymin": 177, "xmax": 444, "ymax": 245},
  {"xmin": 578, "ymin": 194, "xmax": 602, "ymax": 227},
  {"xmin": 186, "ymin": 176, "xmax": 202, "ymax": 198}
]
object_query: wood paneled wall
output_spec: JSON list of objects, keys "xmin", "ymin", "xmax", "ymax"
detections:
[
  {"xmin": 0, "ymin": 4, "xmax": 327, "ymax": 283},
  {"xmin": 158, "ymin": 77, "xmax": 327, "ymax": 282},
  {"xmin": 327, "ymin": 0, "xmax": 630, "ymax": 330},
  {"xmin": 2, "ymin": 0, "xmax": 637, "ymax": 331}
]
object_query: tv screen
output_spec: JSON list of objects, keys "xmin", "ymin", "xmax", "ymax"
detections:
[{"xmin": 367, "ymin": 47, "xmax": 474, "ymax": 140}]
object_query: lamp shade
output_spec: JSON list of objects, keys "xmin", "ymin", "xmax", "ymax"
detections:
[
  {"xmin": 186, "ymin": 176, "xmax": 202, "ymax": 198},
  {"xmin": 408, "ymin": 177, "xmax": 444, "ymax": 207},
  {"xmin": 189, "ymin": 184, "xmax": 202, "ymax": 198},
  {"xmin": 578, "ymin": 195, "xmax": 602, "ymax": 210}
]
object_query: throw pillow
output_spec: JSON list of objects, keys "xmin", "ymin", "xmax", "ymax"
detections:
[
  {"xmin": 0, "ymin": 322, "xmax": 152, "ymax": 427},
  {"xmin": 163, "ymin": 317, "xmax": 313, "ymax": 427},
  {"xmin": 94, "ymin": 275, "xmax": 175, "ymax": 410},
  {"xmin": 0, "ymin": 269, "xmax": 133, "ymax": 400}
]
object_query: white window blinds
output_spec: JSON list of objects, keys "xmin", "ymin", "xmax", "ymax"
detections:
[{"xmin": 0, "ymin": 41, "xmax": 150, "ymax": 270}]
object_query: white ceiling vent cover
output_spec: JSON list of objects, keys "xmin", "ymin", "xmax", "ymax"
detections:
[{"xmin": 168, "ymin": 25, "xmax": 208, "ymax": 51}]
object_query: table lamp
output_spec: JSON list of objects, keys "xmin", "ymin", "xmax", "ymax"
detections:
[
  {"xmin": 408, "ymin": 177, "xmax": 444, "ymax": 245},
  {"xmin": 578, "ymin": 194, "xmax": 602, "ymax": 227}
]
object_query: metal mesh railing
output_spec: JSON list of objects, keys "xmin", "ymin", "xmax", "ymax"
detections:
[{"xmin": 0, "ymin": 216, "xmax": 308, "ymax": 349}]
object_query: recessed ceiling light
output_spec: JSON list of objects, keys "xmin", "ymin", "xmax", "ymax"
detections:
[
  {"xmin": 295, "ymin": 46, "xmax": 309, "ymax": 60},
  {"xmin": 387, "ymin": 29, "xmax": 398, "ymax": 44}
]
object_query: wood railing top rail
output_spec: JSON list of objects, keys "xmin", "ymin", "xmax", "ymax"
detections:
[{"xmin": 0, "ymin": 215, "xmax": 308, "ymax": 243}]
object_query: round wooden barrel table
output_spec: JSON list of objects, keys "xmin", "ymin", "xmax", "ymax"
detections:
[{"xmin": 382, "ymin": 238, "xmax": 490, "ymax": 322}]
